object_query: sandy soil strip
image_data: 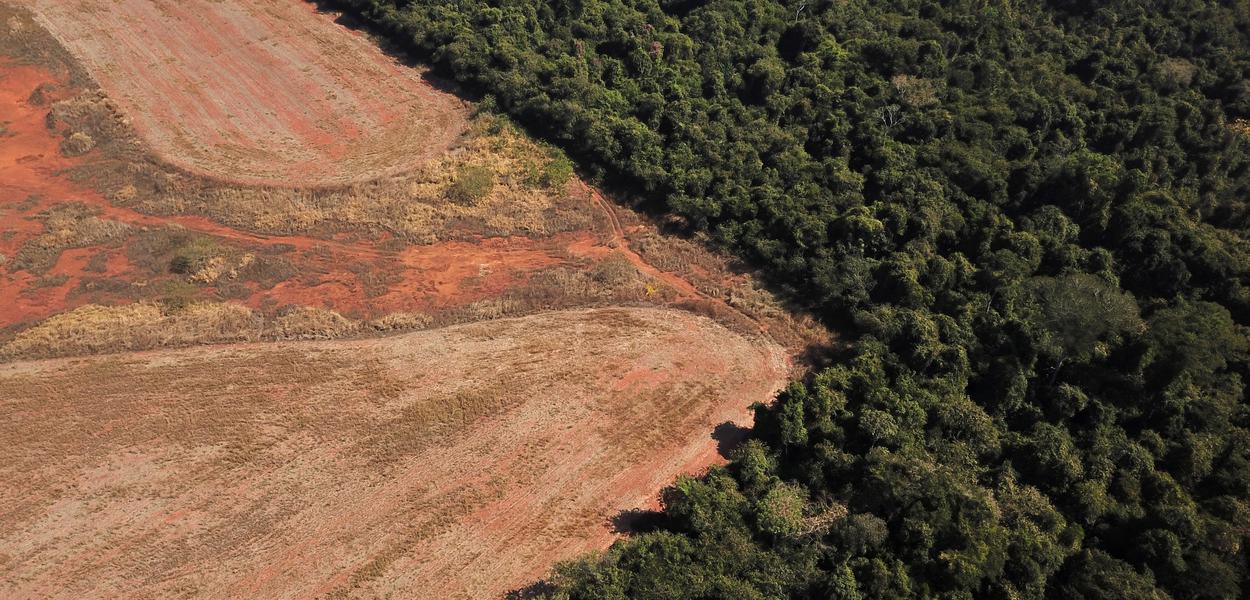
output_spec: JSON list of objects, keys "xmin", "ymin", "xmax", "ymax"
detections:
[{"xmin": 0, "ymin": 307, "xmax": 789, "ymax": 599}]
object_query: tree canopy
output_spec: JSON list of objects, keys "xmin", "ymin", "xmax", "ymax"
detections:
[{"xmin": 335, "ymin": 0, "xmax": 1250, "ymax": 596}]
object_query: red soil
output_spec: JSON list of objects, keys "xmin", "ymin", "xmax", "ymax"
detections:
[
  {"xmin": 24, "ymin": 0, "xmax": 468, "ymax": 185},
  {"xmin": 2, "ymin": 59, "xmax": 735, "ymax": 334},
  {"xmin": 0, "ymin": 59, "xmax": 644, "ymax": 328},
  {"xmin": 0, "ymin": 61, "xmax": 84, "ymax": 324}
]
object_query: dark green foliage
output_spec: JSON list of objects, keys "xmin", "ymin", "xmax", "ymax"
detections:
[{"xmin": 333, "ymin": 0, "xmax": 1250, "ymax": 596}]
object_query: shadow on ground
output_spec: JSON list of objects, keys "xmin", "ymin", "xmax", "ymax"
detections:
[{"xmin": 711, "ymin": 420, "xmax": 750, "ymax": 458}]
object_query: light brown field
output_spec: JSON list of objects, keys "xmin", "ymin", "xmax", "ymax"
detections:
[
  {"xmin": 23, "ymin": 0, "xmax": 467, "ymax": 185},
  {"xmin": 0, "ymin": 307, "xmax": 789, "ymax": 599}
]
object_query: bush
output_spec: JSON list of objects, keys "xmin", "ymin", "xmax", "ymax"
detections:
[
  {"xmin": 447, "ymin": 165, "xmax": 494, "ymax": 205},
  {"xmin": 541, "ymin": 155, "xmax": 574, "ymax": 188},
  {"xmin": 60, "ymin": 131, "xmax": 95, "ymax": 156}
]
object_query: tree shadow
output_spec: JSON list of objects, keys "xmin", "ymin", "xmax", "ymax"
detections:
[
  {"xmin": 504, "ymin": 580, "xmax": 556, "ymax": 600},
  {"xmin": 711, "ymin": 421, "xmax": 751, "ymax": 458},
  {"xmin": 610, "ymin": 507, "xmax": 665, "ymax": 535},
  {"xmin": 307, "ymin": 0, "xmax": 471, "ymax": 98}
]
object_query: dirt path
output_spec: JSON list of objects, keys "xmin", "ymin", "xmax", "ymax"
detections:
[
  {"xmin": 0, "ymin": 308, "xmax": 789, "ymax": 599},
  {"xmin": 586, "ymin": 186, "xmax": 718, "ymax": 302},
  {"xmin": 23, "ymin": 0, "xmax": 468, "ymax": 185}
]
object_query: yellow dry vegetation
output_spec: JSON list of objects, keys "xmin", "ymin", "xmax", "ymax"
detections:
[
  {"xmin": 1, "ymin": 252, "xmax": 683, "ymax": 361},
  {"xmin": 368, "ymin": 312, "xmax": 434, "ymax": 331},
  {"xmin": 13, "ymin": 203, "xmax": 129, "ymax": 273},
  {"xmin": 264, "ymin": 306, "xmax": 360, "ymax": 341},
  {"xmin": 0, "ymin": 303, "xmax": 419, "ymax": 360},
  {"xmin": 1, "ymin": 302, "xmax": 260, "ymax": 359},
  {"xmin": 60, "ymin": 108, "xmax": 596, "ymax": 243},
  {"xmin": 628, "ymin": 231, "xmax": 832, "ymax": 352}
]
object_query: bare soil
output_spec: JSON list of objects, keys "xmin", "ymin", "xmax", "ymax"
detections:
[
  {"xmin": 0, "ymin": 307, "xmax": 789, "ymax": 599},
  {"xmin": 23, "ymin": 0, "xmax": 468, "ymax": 185}
]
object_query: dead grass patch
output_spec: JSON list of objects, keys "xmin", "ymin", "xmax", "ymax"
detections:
[
  {"xmin": 30, "ymin": 273, "xmax": 68, "ymax": 288},
  {"xmin": 0, "ymin": 302, "xmax": 262, "ymax": 360},
  {"xmin": 430, "ymin": 255, "xmax": 674, "ymax": 329},
  {"xmin": 59, "ymin": 130, "xmax": 93, "ymax": 156},
  {"xmin": 265, "ymin": 306, "xmax": 361, "ymax": 341},
  {"xmin": 48, "ymin": 93, "xmax": 594, "ymax": 243},
  {"xmin": 125, "ymin": 227, "xmax": 296, "ymax": 289},
  {"xmin": 628, "ymin": 230, "xmax": 833, "ymax": 356},
  {"xmin": 369, "ymin": 312, "xmax": 433, "ymax": 331},
  {"xmin": 12, "ymin": 202, "xmax": 129, "ymax": 273}
]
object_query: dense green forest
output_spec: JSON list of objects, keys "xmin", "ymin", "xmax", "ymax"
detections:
[{"xmin": 333, "ymin": 0, "xmax": 1250, "ymax": 597}]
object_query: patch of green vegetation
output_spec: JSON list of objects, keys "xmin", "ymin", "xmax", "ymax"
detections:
[
  {"xmin": 167, "ymin": 236, "xmax": 220, "ymax": 275},
  {"xmin": 159, "ymin": 279, "xmax": 202, "ymax": 311},
  {"xmin": 527, "ymin": 147, "xmax": 575, "ymax": 189},
  {"xmin": 446, "ymin": 165, "xmax": 494, "ymax": 205}
]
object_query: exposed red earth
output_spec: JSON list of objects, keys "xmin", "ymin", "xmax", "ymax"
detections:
[
  {"xmin": 0, "ymin": 59, "xmax": 584, "ymax": 326},
  {"xmin": 1, "ymin": 55, "xmax": 769, "ymax": 336}
]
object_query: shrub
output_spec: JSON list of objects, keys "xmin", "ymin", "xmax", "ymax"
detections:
[
  {"xmin": 446, "ymin": 165, "xmax": 494, "ymax": 205},
  {"xmin": 541, "ymin": 155, "xmax": 574, "ymax": 188},
  {"xmin": 60, "ymin": 131, "xmax": 95, "ymax": 156}
]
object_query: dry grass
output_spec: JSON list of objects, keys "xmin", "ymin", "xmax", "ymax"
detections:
[
  {"xmin": 1, "ymin": 250, "xmax": 682, "ymax": 362},
  {"xmin": 0, "ymin": 303, "xmax": 380, "ymax": 360},
  {"xmin": 629, "ymin": 230, "xmax": 833, "ymax": 355},
  {"xmin": 46, "ymin": 90, "xmax": 140, "ymax": 159},
  {"xmin": 0, "ymin": 302, "xmax": 261, "ymax": 359},
  {"xmin": 264, "ymin": 306, "xmax": 361, "ymax": 341},
  {"xmin": 430, "ymin": 255, "xmax": 675, "ymax": 329},
  {"xmin": 369, "ymin": 312, "xmax": 434, "ymax": 331},
  {"xmin": 59, "ymin": 130, "xmax": 93, "ymax": 156},
  {"xmin": 11, "ymin": 202, "xmax": 129, "ymax": 273},
  {"xmin": 123, "ymin": 227, "xmax": 296, "ymax": 289},
  {"xmin": 48, "ymin": 88, "xmax": 593, "ymax": 243}
]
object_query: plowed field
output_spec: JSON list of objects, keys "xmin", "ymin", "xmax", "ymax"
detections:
[
  {"xmin": 24, "ymin": 0, "xmax": 466, "ymax": 184},
  {"xmin": 0, "ymin": 308, "xmax": 788, "ymax": 599}
]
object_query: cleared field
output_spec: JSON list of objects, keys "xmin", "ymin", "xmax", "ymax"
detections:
[
  {"xmin": 23, "ymin": 0, "xmax": 467, "ymax": 185},
  {"xmin": 0, "ymin": 307, "xmax": 789, "ymax": 599}
]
